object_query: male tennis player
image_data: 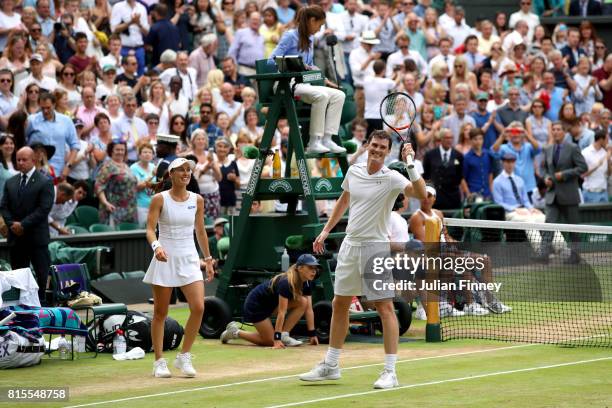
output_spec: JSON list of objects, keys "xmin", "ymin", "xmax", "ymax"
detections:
[{"xmin": 300, "ymin": 130, "xmax": 426, "ymax": 389}]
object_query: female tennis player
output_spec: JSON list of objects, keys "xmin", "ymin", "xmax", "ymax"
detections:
[
  {"xmin": 144, "ymin": 158, "xmax": 215, "ymax": 378},
  {"xmin": 269, "ymin": 5, "xmax": 346, "ymax": 155},
  {"xmin": 220, "ymin": 254, "xmax": 320, "ymax": 348}
]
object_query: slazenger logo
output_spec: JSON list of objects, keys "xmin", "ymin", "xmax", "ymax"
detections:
[
  {"xmin": 314, "ymin": 178, "xmax": 333, "ymax": 192},
  {"xmin": 245, "ymin": 159, "xmax": 263, "ymax": 196},
  {"xmin": 269, "ymin": 179, "xmax": 292, "ymax": 192},
  {"xmin": 298, "ymin": 159, "xmax": 311, "ymax": 196}
]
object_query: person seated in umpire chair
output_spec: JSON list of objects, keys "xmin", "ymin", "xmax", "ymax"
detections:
[{"xmin": 268, "ymin": 5, "xmax": 346, "ymax": 155}]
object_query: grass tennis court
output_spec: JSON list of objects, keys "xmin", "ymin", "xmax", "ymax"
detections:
[{"xmin": 3, "ymin": 307, "xmax": 610, "ymax": 408}]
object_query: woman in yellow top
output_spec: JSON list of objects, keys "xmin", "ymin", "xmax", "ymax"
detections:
[{"xmin": 259, "ymin": 8, "xmax": 283, "ymax": 58}]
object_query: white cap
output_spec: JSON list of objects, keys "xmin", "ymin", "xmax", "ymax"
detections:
[
  {"xmin": 156, "ymin": 133, "xmax": 180, "ymax": 144},
  {"xmin": 168, "ymin": 158, "xmax": 195, "ymax": 172},
  {"xmin": 426, "ymin": 186, "xmax": 437, "ymax": 196}
]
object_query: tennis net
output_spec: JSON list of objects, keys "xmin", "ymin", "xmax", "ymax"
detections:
[{"xmin": 435, "ymin": 218, "xmax": 612, "ymax": 348}]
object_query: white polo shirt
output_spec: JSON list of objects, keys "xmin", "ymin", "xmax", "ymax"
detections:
[
  {"xmin": 342, "ymin": 163, "xmax": 410, "ymax": 243},
  {"xmin": 364, "ymin": 76, "xmax": 395, "ymax": 119},
  {"xmin": 110, "ymin": 1, "xmax": 150, "ymax": 48},
  {"xmin": 388, "ymin": 211, "xmax": 409, "ymax": 242},
  {"xmin": 581, "ymin": 144, "xmax": 608, "ymax": 191}
]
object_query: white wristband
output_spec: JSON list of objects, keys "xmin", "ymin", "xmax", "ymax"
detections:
[
  {"xmin": 151, "ymin": 240, "xmax": 162, "ymax": 251},
  {"xmin": 407, "ymin": 165, "xmax": 421, "ymax": 182}
]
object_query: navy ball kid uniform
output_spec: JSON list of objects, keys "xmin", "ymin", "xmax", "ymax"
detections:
[{"xmin": 243, "ymin": 276, "xmax": 313, "ymax": 323}]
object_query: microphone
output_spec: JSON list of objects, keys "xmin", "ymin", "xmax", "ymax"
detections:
[
  {"xmin": 285, "ymin": 235, "xmax": 306, "ymax": 250},
  {"xmin": 241, "ymin": 145, "xmax": 260, "ymax": 159},
  {"xmin": 343, "ymin": 141, "xmax": 357, "ymax": 154},
  {"xmin": 326, "ymin": 34, "xmax": 338, "ymax": 47}
]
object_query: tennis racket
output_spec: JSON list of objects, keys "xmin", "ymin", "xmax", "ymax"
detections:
[{"xmin": 379, "ymin": 92, "xmax": 417, "ymax": 168}]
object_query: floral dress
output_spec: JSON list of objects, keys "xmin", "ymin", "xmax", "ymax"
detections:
[{"xmin": 94, "ymin": 160, "xmax": 138, "ymax": 224}]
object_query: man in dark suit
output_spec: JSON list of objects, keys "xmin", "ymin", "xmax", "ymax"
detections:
[
  {"xmin": 569, "ymin": 0, "xmax": 602, "ymax": 16},
  {"xmin": 423, "ymin": 128, "xmax": 464, "ymax": 210},
  {"xmin": 0, "ymin": 147, "xmax": 54, "ymax": 302},
  {"xmin": 539, "ymin": 122, "xmax": 588, "ymax": 264}
]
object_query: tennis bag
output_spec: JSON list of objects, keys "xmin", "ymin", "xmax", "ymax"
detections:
[
  {"xmin": 0, "ymin": 311, "xmax": 45, "ymax": 369},
  {"xmin": 95, "ymin": 311, "xmax": 183, "ymax": 352}
]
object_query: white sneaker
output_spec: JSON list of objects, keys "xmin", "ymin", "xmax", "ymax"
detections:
[
  {"xmin": 152, "ymin": 358, "xmax": 171, "ymax": 378},
  {"xmin": 373, "ymin": 369, "xmax": 399, "ymax": 389},
  {"xmin": 414, "ymin": 304, "xmax": 427, "ymax": 320},
  {"xmin": 321, "ymin": 136, "xmax": 346, "ymax": 153},
  {"xmin": 299, "ymin": 360, "xmax": 341, "ymax": 381},
  {"xmin": 306, "ymin": 137, "xmax": 330, "ymax": 154},
  {"xmin": 439, "ymin": 301, "xmax": 465, "ymax": 317},
  {"xmin": 174, "ymin": 352, "xmax": 196, "ymax": 377},
  {"xmin": 498, "ymin": 302, "xmax": 512, "ymax": 313},
  {"xmin": 220, "ymin": 321, "xmax": 241, "ymax": 344},
  {"xmin": 463, "ymin": 302, "xmax": 489, "ymax": 316},
  {"xmin": 281, "ymin": 332, "xmax": 303, "ymax": 347}
]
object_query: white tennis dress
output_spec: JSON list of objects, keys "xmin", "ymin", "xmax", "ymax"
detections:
[{"xmin": 143, "ymin": 191, "xmax": 203, "ymax": 287}]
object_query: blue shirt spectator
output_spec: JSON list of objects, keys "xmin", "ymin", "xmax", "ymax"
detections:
[
  {"xmin": 463, "ymin": 148, "xmax": 495, "ymax": 198},
  {"xmin": 188, "ymin": 122, "xmax": 224, "ymax": 147},
  {"xmin": 471, "ymin": 109, "xmax": 498, "ymax": 149},
  {"xmin": 146, "ymin": 5, "xmax": 181, "ymax": 67},
  {"xmin": 26, "ymin": 110, "xmax": 79, "ymax": 175},
  {"xmin": 497, "ymin": 142, "xmax": 541, "ymax": 193},
  {"xmin": 493, "ymin": 169, "xmax": 533, "ymax": 212}
]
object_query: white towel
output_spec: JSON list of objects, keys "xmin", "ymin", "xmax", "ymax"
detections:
[
  {"xmin": 0, "ymin": 268, "xmax": 40, "ymax": 307},
  {"xmin": 112, "ymin": 347, "xmax": 146, "ymax": 361}
]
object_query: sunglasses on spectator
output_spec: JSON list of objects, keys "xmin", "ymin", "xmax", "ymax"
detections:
[
  {"xmin": 201, "ymin": 110, "xmax": 212, "ymax": 114},
  {"xmin": 596, "ymin": 45, "xmax": 606, "ymax": 49},
  {"xmin": 63, "ymin": 72, "xmax": 75, "ymax": 76},
  {"xmin": 28, "ymin": 89, "xmax": 39, "ymax": 93},
  {"xmin": 0, "ymin": 78, "xmax": 11, "ymax": 83},
  {"xmin": 148, "ymin": 121, "xmax": 159, "ymax": 125},
  {"xmin": 30, "ymin": 28, "xmax": 41, "ymax": 32}
]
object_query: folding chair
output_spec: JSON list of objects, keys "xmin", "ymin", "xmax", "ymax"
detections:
[{"xmin": 50, "ymin": 264, "xmax": 128, "ymax": 357}]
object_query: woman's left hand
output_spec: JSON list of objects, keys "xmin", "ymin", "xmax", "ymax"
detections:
[
  {"xmin": 309, "ymin": 336, "xmax": 319, "ymax": 346},
  {"xmin": 204, "ymin": 259, "xmax": 215, "ymax": 282}
]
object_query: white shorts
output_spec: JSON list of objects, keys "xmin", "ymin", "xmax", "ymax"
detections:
[
  {"xmin": 334, "ymin": 240, "xmax": 363, "ymax": 296},
  {"xmin": 334, "ymin": 240, "xmax": 394, "ymax": 300}
]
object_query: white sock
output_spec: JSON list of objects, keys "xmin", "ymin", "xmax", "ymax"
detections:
[
  {"xmin": 384, "ymin": 354, "xmax": 397, "ymax": 372},
  {"xmin": 324, "ymin": 347, "xmax": 341, "ymax": 366}
]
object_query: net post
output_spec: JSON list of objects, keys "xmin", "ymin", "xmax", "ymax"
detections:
[{"xmin": 425, "ymin": 217, "xmax": 441, "ymax": 342}]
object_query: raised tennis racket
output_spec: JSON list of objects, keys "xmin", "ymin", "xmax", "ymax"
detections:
[{"xmin": 379, "ymin": 92, "xmax": 417, "ymax": 168}]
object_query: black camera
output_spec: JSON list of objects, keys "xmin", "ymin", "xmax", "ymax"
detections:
[{"xmin": 54, "ymin": 22, "xmax": 65, "ymax": 31}]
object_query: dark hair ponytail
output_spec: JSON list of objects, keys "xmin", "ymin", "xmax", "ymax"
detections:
[
  {"xmin": 152, "ymin": 170, "xmax": 171, "ymax": 194},
  {"xmin": 296, "ymin": 5, "xmax": 326, "ymax": 52}
]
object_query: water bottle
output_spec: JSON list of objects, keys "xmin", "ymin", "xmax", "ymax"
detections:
[
  {"xmin": 281, "ymin": 249, "xmax": 290, "ymax": 271},
  {"xmin": 58, "ymin": 335, "xmax": 70, "ymax": 360},
  {"xmin": 113, "ymin": 329, "xmax": 127, "ymax": 355},
  {"xmin": 74, "ymin": 336, "xmax": 86, "ymax": 354}
]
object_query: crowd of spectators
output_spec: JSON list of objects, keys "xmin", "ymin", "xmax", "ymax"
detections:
[{"xmin": 0, "ymin": 0, "xmax": 610, "ymax": 234}]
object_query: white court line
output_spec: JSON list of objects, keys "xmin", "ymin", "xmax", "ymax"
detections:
[
  {"xmin": 63, "ymin": 343, "xmax": 535, "ymax": 408},
  {"xmin": 266, "ymin": 357, "xmax": 612, "ymax": 408}
]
